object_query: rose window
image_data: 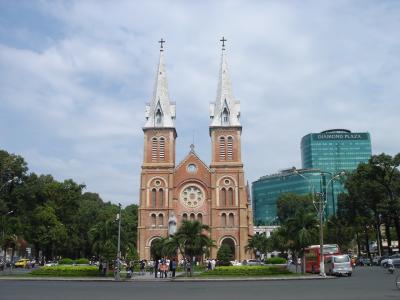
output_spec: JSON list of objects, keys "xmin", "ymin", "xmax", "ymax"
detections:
[{"xmin": 181, "ymin": 185, "xmax": 204, "ymax": 208}]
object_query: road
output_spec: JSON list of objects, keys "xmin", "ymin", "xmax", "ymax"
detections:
[{"xmin": 0, "ymin": 267, "xmax": 398, "ymax": 300}]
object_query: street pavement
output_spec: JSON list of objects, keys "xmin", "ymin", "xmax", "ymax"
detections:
[{"xmin": 0, "ymin": 266, "xmax": 398, "ymax": 300}]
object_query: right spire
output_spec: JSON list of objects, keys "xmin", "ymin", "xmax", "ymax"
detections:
[{"xmin": 209, "ymin": 37, "xmax": 241, "ymax": 127}]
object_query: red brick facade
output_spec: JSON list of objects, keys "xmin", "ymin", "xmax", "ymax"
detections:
[{"xmin": 137, "ymin": 125, "xmax": 253, "ymax": 260}]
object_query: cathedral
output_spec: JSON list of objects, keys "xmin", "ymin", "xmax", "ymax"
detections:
[{"xmin": 137, "ymin": 39, "xmax": 253, "ymax": 261}]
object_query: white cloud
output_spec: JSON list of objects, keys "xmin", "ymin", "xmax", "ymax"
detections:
[{"xmin": 0, "ymin": 0, "xmax": 399, "ymax": 205}]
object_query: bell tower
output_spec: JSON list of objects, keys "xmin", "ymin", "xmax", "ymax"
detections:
[
  {"xmin": 138, "ymin": 39, "xmax": 177, "ymax": 259},
  {"xmin": 209, "ymin": 37, "xmax": 253, "ymax": 260}
]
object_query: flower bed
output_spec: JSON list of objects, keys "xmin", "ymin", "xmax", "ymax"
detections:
[
  {"xmin": 30, "ymin": 265, "xmax": 99, "ymax": 277},
  {"xmin": 199, "ymin": 265, "xmax": 292, "ymax": 277}
]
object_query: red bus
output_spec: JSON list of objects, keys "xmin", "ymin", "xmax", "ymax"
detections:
[{"xmin": 304, "ymin": 244, "xmax": 340, "ymax": 273}]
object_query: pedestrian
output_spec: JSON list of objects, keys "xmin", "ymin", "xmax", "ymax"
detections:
[
  {"xmin": 102, "ymin": 261, "xmax": 107, "ymax": 276},
  {"xmin": 170, "ymin": 258, "xmax": 177, "ymax": 278},
  {"xmin": 98, "ymin": 260, "xmax": 102, "ymax": 274},
  {"xmin": 140, "ymin": 260, "xmax": 145, "ymax": 275},
  {"xmin": 207, "ymin": 259, "xmax": 212, "ymax": 271},
  {"xmin": 154, "ymin": 259, "xmax": 159, "ymax": 278}
]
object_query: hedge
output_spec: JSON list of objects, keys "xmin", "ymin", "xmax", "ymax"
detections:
[
  {"xmin": 199, "ymin": 265, "xmax": 291, "ymax": 277},
  {"xmin": 30, "ymin": 265, "xmax": 99, "ymax": 277},
  {"xmin": 58, "ymin": 258, "xmax": 90, "ymax": 265},
  {"xmin": 265, "ymin": 257, "xmax": 287, "ymax": 264}
]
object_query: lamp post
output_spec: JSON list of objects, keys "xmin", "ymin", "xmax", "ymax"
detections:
[
  {"xmin": 319, "ymin": 171, "xmax": 345, "ymax": 276},
  {"xmin": 292, "ymin": 168, "xmax": 318, "ymax": 274},
  {"xmin": 115, "ymin": 203, "xmax": 122, "ymax": 281}
]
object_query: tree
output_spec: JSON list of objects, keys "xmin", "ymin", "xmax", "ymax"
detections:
[
  {"xmin": 217, "ymin": 244, "xmax": 233, "ymax": 265},
  {"xmin": 172, "ymin": 220, "xmax": 215, "ymax": 276},
  {"xmin": 276, "ymin": 193, "xmax": 314, "ymax": 223},
  {"xmin": 245, "ymin": 233, "xmax": 270, "ymax": 259},
  {"xmin": 368, "ymin": 154, "xmax": 400, "ymax": 250},
  {"xmin": 285, "ymin": 209, "xmax": 318, "ymax": 273}
]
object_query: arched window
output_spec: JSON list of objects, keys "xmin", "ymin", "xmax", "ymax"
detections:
[
  {"xmin": 151, "ymin": 188, "xmax": 157, "ymax": 207},
  {"xmin": 227, "ymin": 136, "xmax": 233, "ymax": 160},
  {"xmin": 156, "ymin": 108, "xmax": 162, "ymax": 125},
  {"xmin": 197, "ymin": 213, "xmax": 203, "ymax": 223},
  {"xmin": 190, "ymin": 213, "xmax": 195, "ymax": 221},
  {"xmin": 182, "ymin": 213, "xmax": 188, "ymax": 221},
  {"xmin": 220, "ymin": 188, "xmax": 226, "ymax": 206},
  {"xmin": 151, "ymin": 137, "xmax": 158, "ymax": 161},
  {"xmin": 219, "ymin": 136, "xmax": 226, "ymax": 160},
  {"xmin": 158, "ymin": 214, "xmax": 164, "ymax": 227},
  {"xmin": 221, "ymin": 213, "xmax": 227, "ymax": 227},
  {"xmin": 222, "ymin": 107, "xmax": 229, "ymax": 125},
  {"xmin": 151, "ymin": 214, "xmax": 156, "ymax": 227},
  {"xmin": 228, "ymin": 188, "xmax": 234, "ymax": 206},
  {"xmin": 159, "ymin": 189, "xmax": 164, "ymax": 207},
  {"xmin": 159, "ymin": 137, "xmax": 165, "ymax": 160},
  {"xmin": 228, "ymin": 213, "xmax": 234, "ymax": 227}
]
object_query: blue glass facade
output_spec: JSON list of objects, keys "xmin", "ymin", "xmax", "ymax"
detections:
[
  {"xmin": 301, "ymin": 129, "xmax": 372, "ymax": 215},
  {"xmin": 252, "ymin": 169, "xmax": 326, "ymax": 225},
  {"xmin": 252, "ymin": 129, "xmax": 372, "ymax": 224}
]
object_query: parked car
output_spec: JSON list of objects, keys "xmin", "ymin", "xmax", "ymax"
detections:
[
  {"xmin": 44, "ymin": 261, "xmax": 58, "ymax": 267},
  {"xmin": 325, "ymin": 255, "xmax": 352, "ymax": 276},
  {"xmin": 14, "ymin": 258, "xmax": 30, "ymax": 268},
  {"xmin": 246, "ymin": 259, "xmax": 264, "ymax": 266}
]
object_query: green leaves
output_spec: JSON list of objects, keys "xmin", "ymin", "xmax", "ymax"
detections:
[{"xmin": 0, "ymin": 148, "xmax": 139, "ymax": 260}]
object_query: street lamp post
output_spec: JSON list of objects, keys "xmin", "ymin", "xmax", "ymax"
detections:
[
  {"xmin": 115, "ymin": 203, "xmax": 122, "ymax": 281},
  {"xmin": 292, "ymin": 169, "xmax": 345, "ymax": 277},
  {"xmin": 292, "ymin": 169, "xmax": 317, "ymax": 274},
  {"xmin": 320, "ymin": 171, "xmax": 345, "ymax": 276}
]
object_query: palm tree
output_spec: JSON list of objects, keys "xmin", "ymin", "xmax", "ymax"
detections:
[
  {"xmin": 286, "ymin": 208, "xmax": 318, "ymax": 273},
  {"xmin": 245, "ymin": 233, "xmax": 269, "ymax": 259},
  {"xmin": 172, "ymin": 220, "xmax": 215, "ymax": 276}
]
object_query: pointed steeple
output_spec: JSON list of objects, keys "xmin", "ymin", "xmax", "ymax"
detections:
[
  {"xmin": 210, "ymin": 37, "xmax": 241, "ymax": 127},
  {"xmin": 144, "ymin": 39, "xmax": 176, "ymax": 128}
]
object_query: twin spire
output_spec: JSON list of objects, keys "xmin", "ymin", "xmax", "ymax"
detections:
[{"xmin": 144, "ymin": 38, "xmax": 241, "ymax": 129}]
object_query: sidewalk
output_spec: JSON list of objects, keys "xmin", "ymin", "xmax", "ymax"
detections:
[{"xmin": 0, "ymin": 272, "xmax": 335, "ymax": 282}]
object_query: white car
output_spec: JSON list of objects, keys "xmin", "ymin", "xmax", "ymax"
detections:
[{"xmin": 44, "ymin": 261, "xmax": 58, "ymax": 267}]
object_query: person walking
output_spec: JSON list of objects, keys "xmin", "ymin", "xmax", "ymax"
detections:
[
  {"xmin": 154, "ymin": 259, "xmax": 159, "ymax": 278},
  {"xmin": 170, "ymin": 258, "xmax": 177, "ymax": 278},
  {"xmin": 140, "ymin": 260, "xmax": 145, "ymax": 275}
]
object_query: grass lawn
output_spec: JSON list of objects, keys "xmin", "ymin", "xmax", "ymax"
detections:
[{"xmin": 198, "ymin": 265, "xmax": 294, "ymax": 277}]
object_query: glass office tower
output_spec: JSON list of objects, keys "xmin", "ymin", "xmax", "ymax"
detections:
[
  {"xmin": 301, "ymin": 129, "xmax": 372, "ymax": 214},
  {"xmin": 252, "ymin": 129, "xmax": 372, "ymax": 224},
  {"xmin": 252, "ymin": 168, "xmax": 325, "ymax": 225}
]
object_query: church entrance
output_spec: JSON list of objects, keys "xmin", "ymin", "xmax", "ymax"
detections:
[{"xmin": 220, "ymin": 237, "xmax": 236, "ymax": 260}]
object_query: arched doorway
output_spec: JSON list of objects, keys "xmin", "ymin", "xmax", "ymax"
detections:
[
  {"xmin": 220, "ymin": 237, "xmax": 236, "ymax": 260},
  {"xmin": 149, "ymin": 237, "xmax": 162, "ymax": 260}
]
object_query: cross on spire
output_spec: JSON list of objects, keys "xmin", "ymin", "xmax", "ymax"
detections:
[
  {"xmin": 158, "ymin": 38, "xmax": 165, "ymax": 51},
  {"xmin": 220, "ymin": 36, "xmax": 227, "ymax": 50}
]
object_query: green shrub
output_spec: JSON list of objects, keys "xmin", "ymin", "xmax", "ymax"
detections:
[
  {"xmin": 30, "ymin": 265, "xmax": 99, "ymax": 277},
  {"xmin": 200, "ymin": 265, "xmax": 291, "ymax": 277},
  {"xmin": 265, "ymin": 257, "xmax": 287, "ymax": 264},
  {"xmin": 58, "ymin": 258, "xmax": 74, "ymax": 265},
  {"xmin": 217, "ymin": 244, "xmax": 233, "ymax": 264},
  {"xmin": 75, "ymin": 258, "xmax": 89, "ymax": 265}
]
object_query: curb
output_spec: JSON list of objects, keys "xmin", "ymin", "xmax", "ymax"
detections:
[{"xmin": 0, "ymin": 275, "xmax": 336, "ymax": 282}]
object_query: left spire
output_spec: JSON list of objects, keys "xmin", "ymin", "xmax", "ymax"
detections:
[{"xmin": 144, "ymin": 39, "xmax": 176, "ymax": 128}]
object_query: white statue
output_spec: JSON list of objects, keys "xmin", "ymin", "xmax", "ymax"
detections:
[{"xmin": 168, "ymin": 212, "xmax": 177, "ymax": 235}]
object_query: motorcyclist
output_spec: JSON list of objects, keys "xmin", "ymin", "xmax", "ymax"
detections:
[{"xmin": 387, "ymin": 258, "xmax": 394, "ymax": 274}]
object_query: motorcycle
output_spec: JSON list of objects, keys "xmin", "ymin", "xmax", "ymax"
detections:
[{"xmin": 388, "ymin": 264, "xmax": 395, "ymax": 274}]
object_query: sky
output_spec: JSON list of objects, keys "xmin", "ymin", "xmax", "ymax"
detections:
[{"xmin": 0, "ymin": 0, "xmax": 399, "ymax": 207}]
